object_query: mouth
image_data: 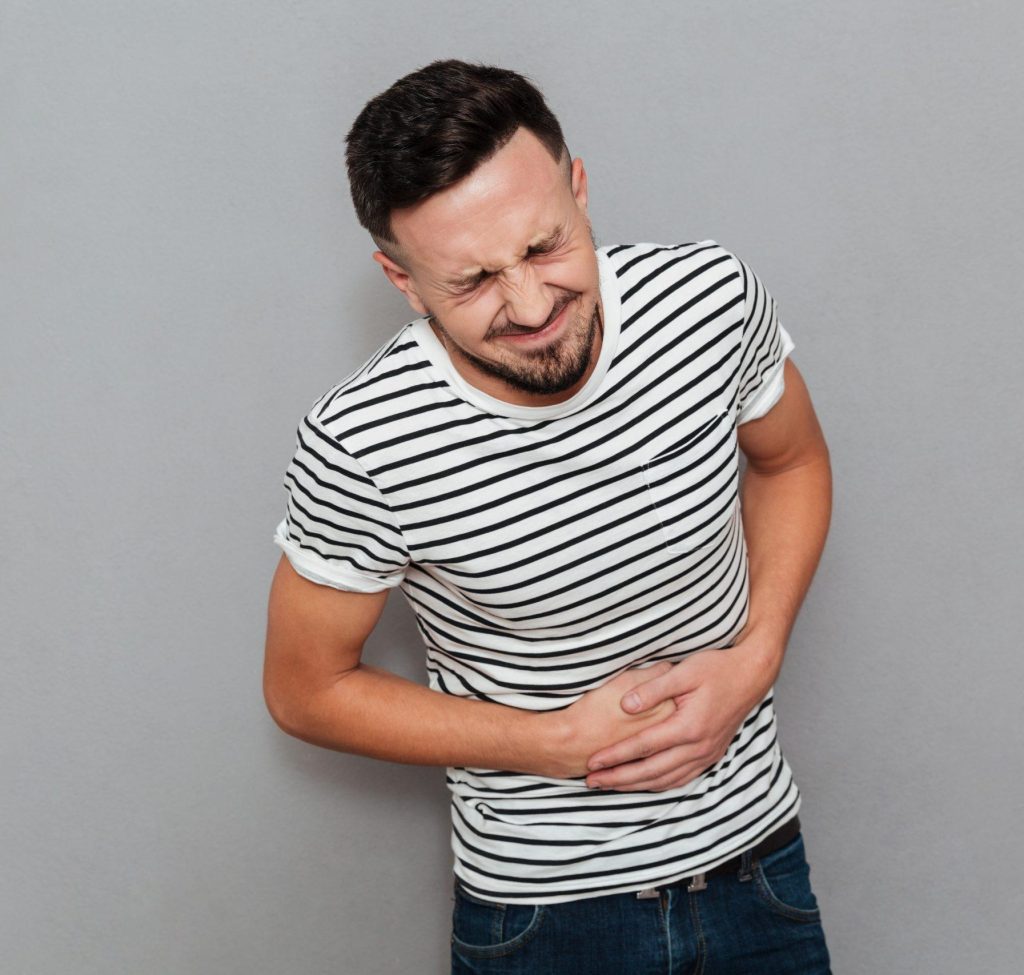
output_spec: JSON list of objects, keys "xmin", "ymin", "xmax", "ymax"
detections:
[{"xmin": 497, "ymin": 300, "xmax": 573, "ymax": 345}]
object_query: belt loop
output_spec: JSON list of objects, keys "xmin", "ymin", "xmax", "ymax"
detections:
[
  {"xmin": 738, "ymin": 848, "xmax": 754, "ymax": 883},
  {"xmin": 686, "ymin": 872, "xmax": 707, "ymax": 893}
]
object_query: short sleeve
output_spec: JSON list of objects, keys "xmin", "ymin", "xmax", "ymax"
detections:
[
  {"xmin": 272, "ymin": 412, "xmax": 410, "ymax": 593},
  {"xmin": 730, "ymin": 251, "xmax": 796, "ymax": 424}
]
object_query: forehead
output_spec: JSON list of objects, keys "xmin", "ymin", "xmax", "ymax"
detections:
[{"xmin": 390, "ymin": 128, "xmax": 572, "ymax": 281}]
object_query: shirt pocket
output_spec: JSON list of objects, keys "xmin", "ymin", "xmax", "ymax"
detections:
[{"xmin": 640, "ymin": 408, "xmax": 739, "ymax": 554}]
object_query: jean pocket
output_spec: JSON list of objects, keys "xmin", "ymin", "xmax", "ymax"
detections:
[
  {"xmin": 640, "ymin": 408, "xmax": 739, "ymax": 554},
  {"xmin": 752, "ymin": 833, "xmax": 823, "ymax": 924},
  {"xmin": 451, "ymin": 883, "xmax": 546, "ymax": 960}
]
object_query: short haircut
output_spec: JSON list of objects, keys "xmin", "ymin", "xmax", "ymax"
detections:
[{"xmin": 345, "ymin": 59, "xmax": 569, "ymax": 266}]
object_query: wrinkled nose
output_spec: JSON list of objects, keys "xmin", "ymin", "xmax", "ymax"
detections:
[{"xmin": 499, "ymin": 262, "xmax": 554, "ymax": 329}]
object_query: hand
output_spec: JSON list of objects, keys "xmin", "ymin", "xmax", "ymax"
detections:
[
  {"xmin": 583, "ymin": 646, "xmax": 773, "ymax": 793},
  {"xmin": 540, "ymin": 662, "xmax": 678, "ymax": 780}
]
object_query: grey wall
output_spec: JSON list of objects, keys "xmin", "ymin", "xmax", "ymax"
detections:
[{"xmin": 4, "ymin": 2, "xmax": 1022, "ymax": 972}]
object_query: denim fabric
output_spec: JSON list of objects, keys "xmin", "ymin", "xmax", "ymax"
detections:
[{"xmin": 450, "ymin": 832, "xmax": 831, "ymax": 974}]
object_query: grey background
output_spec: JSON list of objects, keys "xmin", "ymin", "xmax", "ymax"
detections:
[{"xmin": 3, "ymin": 1, "xmax": 1022, "ymax": 972}]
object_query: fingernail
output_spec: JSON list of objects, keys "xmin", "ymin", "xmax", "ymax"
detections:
[
  {"xmin": 624, "ymin": 692, "xmax": 641, "ymax": 712},
  {"xmin": 589, "ymin": 762, "xmax": 603, "ymax": 771}
]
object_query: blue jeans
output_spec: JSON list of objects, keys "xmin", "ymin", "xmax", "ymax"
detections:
[{"xmin": 450, "ymin": 832, "xmax": 831, "ymax": 974}]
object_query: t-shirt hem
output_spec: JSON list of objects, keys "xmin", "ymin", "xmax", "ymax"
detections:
[
  {"xmin": 273, "ymin": 519, "xmax": 402, "ymax": 593},
  {"xmin": 452, "ymin": 793, "xmax": 803, "ymax": 906},
  {"xmin": 737, "ymin": 323, "xmax": 795, "ymax": 424}
]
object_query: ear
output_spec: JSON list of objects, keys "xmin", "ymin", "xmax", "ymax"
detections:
[
  {"xmin": 372, "ymin": 250, "xmax": 429, "ymax": 317},
  {"xmin": 570, "ymin": 156, "xmax": 589, "ymax": 212}
]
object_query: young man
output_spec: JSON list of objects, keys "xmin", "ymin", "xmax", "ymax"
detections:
[{"xmin": 264, "ymin": 59, "xmax": 833, "ymax": 974}]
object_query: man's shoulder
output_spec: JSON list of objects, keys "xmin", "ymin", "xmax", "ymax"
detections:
[
  {"xmin": 599, "ymin": 238, "xmax": 723, "ymax": 260},
  {"xmin": 599, "ymin": 239, "xmax": 731, "ymax": 276},
  {"xmin": 301, "ymin": 318, "xmax": 427, "ymax": 439}
]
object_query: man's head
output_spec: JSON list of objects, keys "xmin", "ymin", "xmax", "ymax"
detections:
[
  {"xmin": 346, "ymin": 59, "xmax": 571, "ymax": 265},
  {"xmin": 345, "ymin": 60, "xmax": 603, "ymax": 405}
]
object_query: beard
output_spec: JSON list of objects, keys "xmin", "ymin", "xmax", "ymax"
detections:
[{"xmin": 426, "ymin": 293, "xmax": 603, "ymax": 397}]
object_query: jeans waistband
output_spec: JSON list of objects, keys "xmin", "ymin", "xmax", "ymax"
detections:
[{"xmin": 636, "ymin": 814, "xmax": 801, "ymax": 897}]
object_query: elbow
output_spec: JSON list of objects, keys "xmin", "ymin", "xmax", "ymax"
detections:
[
  {"xmin": 263, "ymin": 676, "xmax": 304, "ymax": 739},
  {"xmin": 263, "ymin": 693, "xmax": 292, "ymax": 737}
]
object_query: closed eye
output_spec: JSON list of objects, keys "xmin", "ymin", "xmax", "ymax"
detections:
[
  {"xmin": 528, "ymin": 230, "xmax": 570, "ymax": 257},
  {"xmin": 453, "ymin": 273, "xmax": 490, "ymax": 296},
  {"xmin": 526, "ymin": 241, "xmax": 558, "ymax": 257},
  {"xmin": 449, "ymin": 232, "xmax": 568, "ymax": 295}
]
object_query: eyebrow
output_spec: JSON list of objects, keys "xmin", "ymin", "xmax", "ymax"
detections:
[{"xmin": 443, "ymin": 225, "xmax": 567, "ymax": 291}]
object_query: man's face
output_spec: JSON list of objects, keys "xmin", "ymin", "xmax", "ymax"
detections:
[{"xmin": 372, "ymin": 127, "xmax": 603, "ymax": 406}]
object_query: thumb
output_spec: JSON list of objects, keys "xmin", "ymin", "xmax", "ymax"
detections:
[{"xmin": 622, "ymin": 660, "xmax": 674, "ymax": 713}]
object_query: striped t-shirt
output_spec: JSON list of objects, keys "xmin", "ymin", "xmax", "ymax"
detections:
[{"xmin": 273, "ymin": 239, "xmax": 800, "ymax": 905}]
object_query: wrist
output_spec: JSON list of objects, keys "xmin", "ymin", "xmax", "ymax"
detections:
[
  {"xmin": 727, "ymin": 624, "xmax": 787, "ymax": 699},
  {"xmin": 531, "ymin": 707, "xmax": 574, "ymax": 779}
]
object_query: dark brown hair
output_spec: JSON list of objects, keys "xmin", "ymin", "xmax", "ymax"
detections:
[{"xmin": 345, "ymin": 59, "xmax": 568, "ymax": 264}]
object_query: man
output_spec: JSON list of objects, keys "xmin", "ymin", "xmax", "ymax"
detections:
[{"xmin": 264, "ymin": 59, "xmax": 833, "ymax": 974}]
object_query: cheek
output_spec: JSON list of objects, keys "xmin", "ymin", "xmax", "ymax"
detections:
[
  {"xmin": 445, "ymin": 303, "xmax": 502, "ymax": 345},
  {"xmin": 561, "ymin": 255, "xmax": 599, "ymax": 297}
]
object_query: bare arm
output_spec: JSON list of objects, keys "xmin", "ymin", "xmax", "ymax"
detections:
[
  {"xmin": 732, "ymin": 356, "xmax": 833, "ymax": 676},
  {"xmin": 262, "ymin": 554, "xmax": 675, "ymax": 777}
]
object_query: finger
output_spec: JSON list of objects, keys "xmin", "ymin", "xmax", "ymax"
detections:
[
  {"xmin": 620, "ymin": 660, "xmax": 686, "ymax": 714},
  {"xmin": 587, "ymin": 715, "xmax": 699, "ymax": 771},
  {"xmin": 591, "ymin": 762, "xmax": 701, "ymax": 793},
  {"xmin": 621, "ymin": 659, "xmax": 673, "ymax": 687},
  {"xmin": 587, "ymin": 745, "xmax": 693, "ymax": 789},
  {"xmin": 593, "ymin": 756, "xmax": 711, "ymax": 793},
  {"xmin": 638, "ymin": 757, "xmax": 723, "ymax": 793},
  {"xmin": 621, "ymin": 769, "xmax": 701, "ymax": 793}
]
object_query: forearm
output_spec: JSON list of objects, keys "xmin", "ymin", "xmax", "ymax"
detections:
[
  {"xmin": 733, "ymin": 451, "xmax": 833, "ymax": 685},
  {"xmin": 273, "ymin": 662, "xmax": 562, "ymax": 774}
]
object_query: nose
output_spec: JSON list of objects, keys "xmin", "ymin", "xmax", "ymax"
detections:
[{"xmin": 497, "ymin": 260, "xmax": 554, "ymax": 329}]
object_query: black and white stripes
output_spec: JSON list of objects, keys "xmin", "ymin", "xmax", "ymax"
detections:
[{"xmin": 273, "ymin": 240, "xmax": 798, "ymax": 904}]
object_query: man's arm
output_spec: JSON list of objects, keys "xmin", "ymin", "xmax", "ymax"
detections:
[
  {"xmin": 263, "ymin": 554, "xmax": 677, "ymax": 778},
  {"xmin": 732, "ymin": 357, "xmax": 833, "ymax": 667},
  {"xmin": 583, "ymin": 358, "xmax": 832, "ymax": 790}
]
